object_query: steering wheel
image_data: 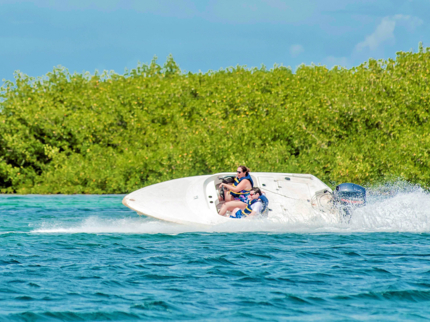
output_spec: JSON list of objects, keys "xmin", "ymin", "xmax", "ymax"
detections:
[{"xmin": 218, "ymin": 184, "xmax": 225, "ymax": 201}]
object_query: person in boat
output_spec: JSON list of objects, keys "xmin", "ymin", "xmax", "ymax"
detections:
[
  {"xmin": 230, "ymin": 187, "xmax": 265, "ymax": 219},
  {"xmin": 218, "ymin": 165, "xmax": 254, "ymax": 216},
  {"xmin": 221, "ymin": 165, "xmax": 253, "ymax": 202}
]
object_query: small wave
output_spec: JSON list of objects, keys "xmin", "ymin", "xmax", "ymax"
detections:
[
  {"xmin": 4, "ymin": 311, "xmax": 141, "ymax": 321},
  {"xmin": 334, "ymin": 289, "xmax": 430, "ymax": 302},
  {"xmin": 131, "ymin": 300, "xmax": 180, "ymax": 312},
  {"xmin": 0, "ymin": 259, "xmax": 21, "ymax": 265}
]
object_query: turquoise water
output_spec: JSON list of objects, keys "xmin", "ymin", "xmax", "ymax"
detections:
[{"xmin": 1, "ymin": 192, "xmax": 430, "ymax": 321}]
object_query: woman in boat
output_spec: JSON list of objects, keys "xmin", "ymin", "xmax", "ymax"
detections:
[
  {"xmin": 230, "ymin": 187, "xmax": 264, "ymax": 219},
  {"xmin": 218, "ymin": 165, "xmax": 253, "ymax": 216}
]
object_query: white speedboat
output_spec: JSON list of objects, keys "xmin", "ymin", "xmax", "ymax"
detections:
[{"xmin": 122, "ymin": 172, "xmax": 366, "ymax": 225}]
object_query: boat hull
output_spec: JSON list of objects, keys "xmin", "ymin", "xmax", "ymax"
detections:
[{"xmin": 122, "ymin": 172, "xmax": 336, "ymax": 225}]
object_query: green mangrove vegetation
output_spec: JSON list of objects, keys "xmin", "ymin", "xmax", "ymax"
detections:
[{"xmin": 1, "ymin": 48, "xmax": 430, "ymax": 194}]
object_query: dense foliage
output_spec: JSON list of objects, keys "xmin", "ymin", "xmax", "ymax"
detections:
[{"xmin": 1, "ymin": 48, "xmax": 430, "ymax": 194}]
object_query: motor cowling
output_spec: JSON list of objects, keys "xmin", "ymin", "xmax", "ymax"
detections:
[{"xmin": 334, "ymin": 183, "xmax": 366, "ymax": 206}]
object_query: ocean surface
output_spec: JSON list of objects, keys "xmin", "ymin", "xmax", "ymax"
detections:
[{"xmin": 1, "ymin": 187, "xmax": 430, "ymax": 321}]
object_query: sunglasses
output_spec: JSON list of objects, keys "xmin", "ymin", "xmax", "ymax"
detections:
[
  {"xmin": 237, "ymin": 171, "xmax": 242, "ymax": 174},
  {"xmin": 250, "ymin": 193, "xmax": 255, "ymax": 196}
]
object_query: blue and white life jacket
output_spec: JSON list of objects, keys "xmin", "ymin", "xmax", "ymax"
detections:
[
  {"xmin": 239, "ymin": 194, "xmax": 269, "ymax": 217},
  {"xmin": 230, "ymin": 174, "xmax": 254, "ymax": 199},
  {"xmin": 240, "ymin": 198, "xmax": 260, "ymax": 217}
]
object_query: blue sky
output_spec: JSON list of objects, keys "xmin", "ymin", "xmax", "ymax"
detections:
[{"xmin": 1, "ymin": 0, "xmax": 429, "ymax": 80}]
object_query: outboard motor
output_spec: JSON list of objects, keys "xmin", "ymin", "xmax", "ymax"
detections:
[{"xmin": 333, "ymin": 183, "xmax": 366, "ymax": 220}]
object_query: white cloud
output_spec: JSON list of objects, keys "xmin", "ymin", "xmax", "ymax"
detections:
[
  {"xmin": 355, "ymin": 14, "xmax": 423, "ymax": 52},
  {"xmin": 290, "ymin": 44, "xmax": 304, "ymax": 57},
  {"xmin": 355, "ymin": 17, "xmax": 396, "ymax": 51},
  {"xmin": 392, "ymin": 14, "xmax": 423, "ymax": 30}
]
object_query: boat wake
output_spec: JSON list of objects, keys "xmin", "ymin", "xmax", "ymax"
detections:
[
  {"xmin": 31, "ymin": 184, "xmax": 430, "ymax": 234},
  {"xmin": 349, "ymin": 184, "xmax": 430, "ymax": 232}
]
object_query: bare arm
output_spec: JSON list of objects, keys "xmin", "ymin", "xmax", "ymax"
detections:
[{"xmin": 222, "ymin": 180, "xmax": 251, "ymax": 192}]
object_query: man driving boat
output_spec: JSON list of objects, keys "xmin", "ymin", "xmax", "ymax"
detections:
[{"xmin": 218, "ymin": 165, "xmax": 253, "ymax": 216}]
